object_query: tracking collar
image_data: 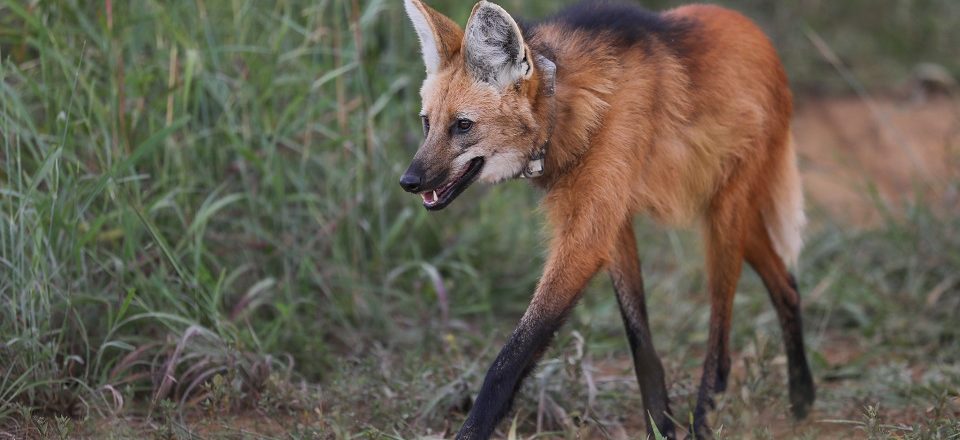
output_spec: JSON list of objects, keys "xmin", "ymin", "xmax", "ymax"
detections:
[{"xmin": 520, "ymin": 54, "xmax": 557, "ymax": 179}]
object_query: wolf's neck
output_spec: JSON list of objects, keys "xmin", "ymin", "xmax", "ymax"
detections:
[
  {"xmin": 528, "ymin": 26, "xmax": 694, "ymax": 189},
  {"xmin": 529, "ymin": 34, "xmax": 620, "ymax": 187}
]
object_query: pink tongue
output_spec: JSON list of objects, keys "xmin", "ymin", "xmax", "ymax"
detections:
[{"xmin": 422, "ymin": 192, "xmax": 437, "ymax": 203}]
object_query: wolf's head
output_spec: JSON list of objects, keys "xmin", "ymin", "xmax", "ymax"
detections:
[{"xmin": 399, "ymin": 0, "xmax": 553, "ymax": 210}]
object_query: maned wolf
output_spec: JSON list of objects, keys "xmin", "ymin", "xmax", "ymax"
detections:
[{"xmin": 398, "ymin": 1, "xmax": 814, "ymax": 438}]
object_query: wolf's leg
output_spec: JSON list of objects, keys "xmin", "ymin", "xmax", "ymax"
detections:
[
  {"xmin": 609, "ymin": 220, "xmax": 676, "ymax": 438},
  {"xmin": 455, "ymin": 246, "xmax": 602, "ymax": 440},
  {"xmin": 456, "ymin": 193, "xmax": 626, "ymax": 439},
  {"xmin": 744, "ymin": 212, "xmax": 815, "ymax": 419},
  {"xmin": 691, "ymin": 197, "xmax": 746, "ymax": 439}
]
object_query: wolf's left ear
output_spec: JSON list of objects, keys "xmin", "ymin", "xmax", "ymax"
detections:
[
  {"xmin": 463, "ymin": 1, "xmax": 532, "ymax": 89},
  {"xmin": 404, "ymin": 0, "xmax": 464, "ymax": 74}
]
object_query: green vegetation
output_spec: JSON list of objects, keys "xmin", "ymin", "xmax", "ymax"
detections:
[{"xmin": 1, "ymin": 0, "xmax": 957, "ymax": 438}]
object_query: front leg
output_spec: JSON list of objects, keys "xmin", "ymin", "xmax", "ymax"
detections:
[
  {"xmin": 457, "ymin": 204, "xmax": 624, "ymax": 439},
  {"xmin": 609, "ymin": 221, "xmax": 675, "ymax": 438},
  {"xmin": 456, "ymin": 247, "xmax": 603, "ymax": 439}
]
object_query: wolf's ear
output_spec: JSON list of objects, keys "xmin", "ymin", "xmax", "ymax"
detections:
[
  {"xmin": 463, "ymin": 1, "xmax": 532, "ymax": 89},
  {"xmin": 404, "ymin": 0, "xmax": 464, "ymax": 75}
]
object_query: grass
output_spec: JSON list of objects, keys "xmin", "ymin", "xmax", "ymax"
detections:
[{"xmin": 0, "ymin": 0, "xmax": 958, "ymax": 438}]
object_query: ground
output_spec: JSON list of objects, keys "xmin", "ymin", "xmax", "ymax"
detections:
[{"xmin": 795, "ymin": 94, "xmax": 959, "ymax": 226}]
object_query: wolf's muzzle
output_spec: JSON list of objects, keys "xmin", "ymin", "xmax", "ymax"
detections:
[{"xmin": 399, "ymin": 163, "xmax": 424, "ymax": 193}]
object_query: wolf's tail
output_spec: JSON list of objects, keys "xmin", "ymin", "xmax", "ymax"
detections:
[{"xmin": 763, "ymin": 134, "xmax": 806, "ymax": 267}]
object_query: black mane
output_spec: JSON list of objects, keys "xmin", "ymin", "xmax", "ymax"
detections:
[{"xmin": 524, "ymin": 1, "xmax": 694, "ymax": 50}]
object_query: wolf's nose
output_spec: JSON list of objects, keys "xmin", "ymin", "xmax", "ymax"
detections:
[{"xmin": 399, "ymin": 173, "xmax": 422, "ymax": 193}]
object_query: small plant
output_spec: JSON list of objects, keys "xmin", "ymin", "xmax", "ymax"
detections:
[
  {"xmin": 51, "ymin": 415, "xmax": 75, "ymax": 440},
  {"xmin": 155, "ymin": 398, "xmax": 179, "ymax": 440},
  {"xmin": 201, "ymin": 373, "xmax": 232, "ymax": 415}
]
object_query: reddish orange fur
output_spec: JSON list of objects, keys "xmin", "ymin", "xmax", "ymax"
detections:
[{"xmin": 403, "ymin": 2, "xmax": 811, "ymax": 437}]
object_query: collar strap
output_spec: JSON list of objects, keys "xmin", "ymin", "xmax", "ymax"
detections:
[{"xmin": 521, "ymin": 54, "xmax": 556, "ymax": 179}]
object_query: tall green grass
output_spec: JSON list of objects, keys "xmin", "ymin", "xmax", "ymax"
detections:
[
  {"xmin": 0, "ymin": 0, "xmax": 542, "ymax": 422},
  {"xmin": 0, "ymin": 0, "xmax": 958, "ymax": 436}
]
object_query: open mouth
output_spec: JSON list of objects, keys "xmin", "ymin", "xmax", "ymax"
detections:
[{"xmin": 420, "ymin": 157, "xmax": 485, "ymax": 210}]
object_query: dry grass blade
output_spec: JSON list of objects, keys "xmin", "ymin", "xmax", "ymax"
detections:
[{"xmin": 154, "ymin": 326, "xmax": 207, "ymax": 404}]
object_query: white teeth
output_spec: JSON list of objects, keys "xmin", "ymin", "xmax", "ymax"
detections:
[{"xmin": 420, "ymin": 190, "xmax": 439, "ymax": 205}]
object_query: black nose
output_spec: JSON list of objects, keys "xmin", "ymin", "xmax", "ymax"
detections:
[{"xmin": 399, "ymin": 172, "xmax": 422, "ymax": 193}]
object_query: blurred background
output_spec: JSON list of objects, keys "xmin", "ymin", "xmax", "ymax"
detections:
[{"xmin": 0, "ymin": 0, "xmax": 957, "ymax": 437}]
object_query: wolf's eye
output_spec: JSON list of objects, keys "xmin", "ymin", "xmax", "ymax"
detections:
[
  {"xmin": 421, "ymin": 115, "xmax": 430, "ymax": 135},
  {"xmin": 455, "ymin": 118, "xmax": 473, "ymax": 134}
]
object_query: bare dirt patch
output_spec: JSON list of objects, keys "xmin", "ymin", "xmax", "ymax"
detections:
[{"xmin": 794, "ymin": 95, "xmax": 960, "ymax": 226}]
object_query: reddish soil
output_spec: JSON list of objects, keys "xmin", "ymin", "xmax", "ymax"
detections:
[{"xmin": 794, "ymin": 95, "xmax": 960, "ymax": 226}]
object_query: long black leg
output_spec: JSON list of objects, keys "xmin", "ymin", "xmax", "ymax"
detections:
[
  {"xmin": 609, "ymin": 222, "xmax": 676, "ymax": 438},
  {"xmin": 691, "ymin": 202, "xmax": 745, "ymax": 439},
  {"xmin": 744, "ymin": 223, "xmax": 815, "ymax": 419},
  {"xmin": 777, "ymin": 274, "xmax": 816, "ymax": 418},
  {"xmin": 456, "ymin": 246, "xmax": 603, "ymax": 439},
  {"xmin": 456, "ymin": 311, "xmax": 566, "ymax": 439}
]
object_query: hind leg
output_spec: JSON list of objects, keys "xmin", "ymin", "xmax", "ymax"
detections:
[
  {"xmin": 744, "ymin": 213, "xmax": 816, "ymax": 418},
  {"xmin": 691, "ymin": 199, "xmax": 746, "ymax": 439},
  {"xmin": 609, "ymin": 221, "xmax": 676, "ymax": 438}
]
